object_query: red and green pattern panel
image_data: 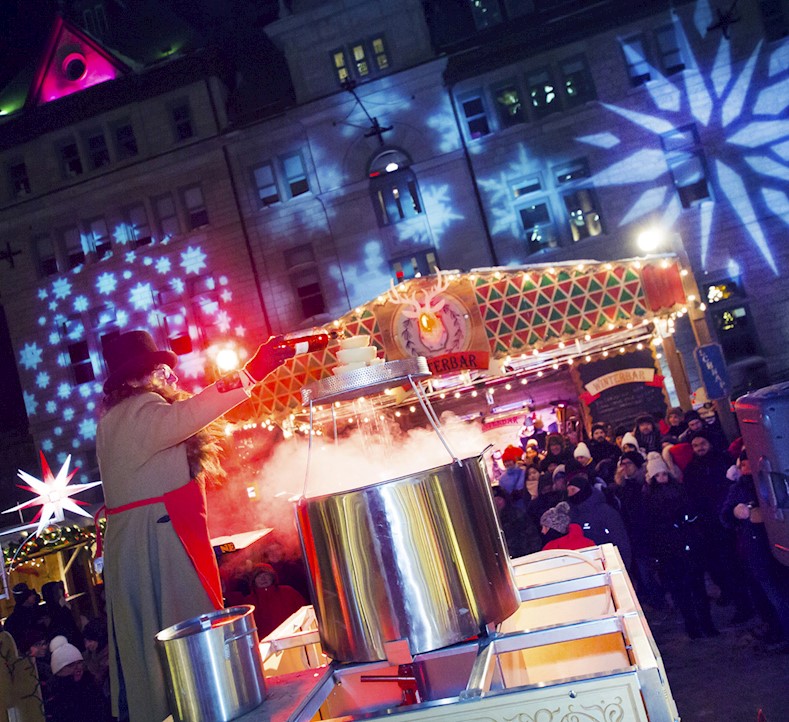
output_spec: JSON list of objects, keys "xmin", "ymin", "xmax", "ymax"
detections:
[{"xmin": 474, "ymin": 264, "xmax": 648, "ymax": 356}]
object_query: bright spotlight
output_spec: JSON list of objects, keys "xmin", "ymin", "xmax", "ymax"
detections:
[
  {"xmin": 636, "ymin": 227, "xmax": 666, "ymax": 253},
  {"xmin": 216, "ymin": 347, "xmax": 241, "ymax": 372}
]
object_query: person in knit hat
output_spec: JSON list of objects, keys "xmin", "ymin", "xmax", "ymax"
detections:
[
  {"xmin": 498, "ymin": 446, "xmax": 526, "ymax": 503},
  {"xmin": 634, "ymin": 413, "xmax": 662, "ymax": 454},
  {"xmin": 572, "ymin": 442, "xmax": 594, "ymax": 468},
  {"xmin": 664, "ymin": 407, "xmax": 687, "ymax": 437},
  {"xmin": 46, "ymin": 636, "xmax": 109, "ymax": 721},
  {"xmin": 588, "ymin": 423, "xmax": 620, "ymax": 466},
  {"xmin": 645, "ymin": 450, "xmax": 669, "ymax": 479},
  {"xmin": 4, "ymin": 584, "xmax": 43, "ymax": 651},
  {"xmin": 540, "ymin": 501, "xmax": 595, "ymax": 551},
  {"xmin": 539, "ymin": 434, "xmax": 572, "ymax": 472},
  {"xmin": 620, "ymin": 431, "xmax": 641, "ymax": 456}
]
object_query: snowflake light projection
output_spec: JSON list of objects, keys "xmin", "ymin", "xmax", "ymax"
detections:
[
  {"xmin": 3, "ymin": 452, "xmax": 102, "ymax": 536},
  {"xmin": 587, "ymin": 0, "xmax": 789, "ymax": 274}
]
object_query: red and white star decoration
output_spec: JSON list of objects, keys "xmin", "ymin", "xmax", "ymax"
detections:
[{"xmin": 3, "ymin": 451, "xmax": 102, "ymax": 536}]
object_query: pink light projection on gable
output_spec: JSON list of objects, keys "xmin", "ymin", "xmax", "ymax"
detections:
[{"xmin": 30, "ymin": 17, "xmax": 128, "ymax": 106}]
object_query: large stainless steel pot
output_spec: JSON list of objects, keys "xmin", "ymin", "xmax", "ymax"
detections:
[
  {"xmin": 155, "ymin": 605, "xmax": 265, "ymax": 722},
  {"xmin": 297, "ymin": 454, "xmax": 520, "ymax": 663}
]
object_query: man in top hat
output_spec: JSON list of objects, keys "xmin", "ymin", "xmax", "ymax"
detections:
[{"xmin": 96, "ymin": 330, "xmax": 293, "ymax": 722}]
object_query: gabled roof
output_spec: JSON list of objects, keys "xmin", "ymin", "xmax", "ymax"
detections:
[{"xmin": 28, "ymin": 15, "xmax": 130, "ymax": 107}]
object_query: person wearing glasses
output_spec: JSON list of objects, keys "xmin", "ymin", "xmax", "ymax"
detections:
[{"xmin": 97, "ymin": 330, "xmax": 293, "ymax": 722}]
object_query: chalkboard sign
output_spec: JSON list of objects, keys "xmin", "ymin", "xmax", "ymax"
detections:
[{"xmin": 576, "ymin": 348, "xmax": 667, "ymax": 430}]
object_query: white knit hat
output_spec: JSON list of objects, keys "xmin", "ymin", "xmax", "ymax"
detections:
[
  {"xmin": 645, "ymin": 451, "xmax": 669, "ymax": 479},
  {"xmin": 573, "ymin": 442, "xmax": 591, "ymax": 459},
  {"xmin": 50, "ymin": 635, "xmax": 83, "ymax": 675},
  {"xmin": 621, "ymin": 432, "xmax": 639, "ymax": 449}
]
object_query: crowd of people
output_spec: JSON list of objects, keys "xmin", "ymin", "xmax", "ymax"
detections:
[
  {"xmin": 492, "ymin": 405, "xmax": 789, "ymax": 645},
  {"xmin": 0, "ymin": 582, "xmax": 110, "ymax": 721}
]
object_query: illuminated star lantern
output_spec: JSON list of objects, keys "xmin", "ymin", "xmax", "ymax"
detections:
[{"xmin": 3, "ymin": 451, "xmax": 102, "ymax": 536}]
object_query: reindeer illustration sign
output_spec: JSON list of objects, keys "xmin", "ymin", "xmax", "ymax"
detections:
[{"xmin": 375, "ymin": 271, "xmax": 490, "ymax": 373}]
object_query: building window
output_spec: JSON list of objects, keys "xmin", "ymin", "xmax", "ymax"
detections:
[
  {"xmin": 661, "ymin": 125, "xmax": 711, "ymax": 208},
  {"xmin": 85, "ymin": 217, "xmax": 112, "ymax": 259},
  {"xmin": 391, "ymin": 249, "xmax": 438, "ymax": 283},
  {"xmin": 493, "ymin": 82, "xmax": 525, "ymax": 127},
  {"xmin": 371, "ymin": 168, "xmax": 423, "ymax": 226},
  {"xmin": 114, "ymin": 122, "xmax": 138, "ymax": 159},
  {"xmin": 555, "ymin": 159, "xmax": 603, "ymax": 242},
  {"xmin": 350, "ymin": 41, "xmax": 371, "ymax": 78},
  {"xmin": 526, "ymin": 68, "xmax": 559, "ymax": 118},
  {"xmin": 469, "ymin": 0, "xmax": 503, "ymax": 30},
  {"xmin": 760, "ymin": 1, "xmax": 788, "ymax": 41},
  {"xmin": 560, "ymin": 55, "xmax": 596, "ymax": 106},
  {"xmin": 281, "ymin": 153, "xmax": 310, "ymax": 198},
  {"xmin": 8, "ymin": 162, "xmax": 31, "ymax": 198},
  {"xmin": 156, "ymin": 285, "xmax": 195, "ymax": 355},
  {"xmin": 621, "ymin": 34, "xmax": 651, "ymax": 86},
  {"xmin": 183, "ymin": 185, "xmax": 209, "ymax": 229},
  {"xmin": 61, "ymin": 317, "xmax": 96, "ymax": 385},
  {"xmin": 125, "ymin": 203, "xmax": 152, "ymax": 247},
  {"xmin": 371, "ymin": 37, "xmax": 389, "ymax": 71},
  {"xmin": 331, "ymin": 48, "xmax": 350, "ymax": 83},
  {"xmin": 172, "ymin": 104, "xmax": 194, "ymax": 142},
  {"xmin": 154, "ymin": 193, "xmax": 180, "ymax": 239},
  {"xmin": 61, "ymin": 226, "xmax": 85, "ymax": 269},
  {"xmin": 253, "ymin": 163, "xmax": 279, "ymax": 206},
  {"xmin": 513, "ymin": 175, "xmax": 557, "ymax": 254},
  {"xmin": 460, "ymin": 95, "xmax": 490, "ymax": 139},
  {"xmin": 35, "ymin": 234, "xmax": 58, "ymax": 277},
  {"xmin": 85, "ymin": 130, "xmax": 110, "ymax": 169},
  {"xmin": 655, "ymin": 24, "xmax": 684, "ymax": 75},
  {"xmin": 285, "ymin": 245, "xmax": 326, "ymax": 320},
  {"xmin": 58, "ymin": 141, "xmax": 83, "ymax": 178}
]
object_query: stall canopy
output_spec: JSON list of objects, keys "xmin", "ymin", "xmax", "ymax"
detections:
[{"xmin": 244, "ymin": 256, "xmax": 688, "ymax": 424}]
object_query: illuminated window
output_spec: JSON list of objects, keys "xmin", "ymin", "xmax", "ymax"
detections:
[
  {"xmin": 154, "ymin": 193, "xmax": 180, "ymax": 239},
  {"xmin": 7, "ymin": 161, "xmax": 31, "ymax": 198},
  {"xmin": 58, "ymin": 140, "xmax": 83, "ymax": 178},
  {"xmin": 331, "ymin": 48, "xmax": 350, "ymax": 83},
  {"xmin": 526, "ymin": 68, "xmax": 559, "ymax": 118},
  {"xmin": 85, "ymin": 217, "xmax": 112, "ymax": 259},
  {"xmin": 171, "ymin": 103, "xmax": 194, "ymax": 142},
  {"xmin": 34, "ymin": 234, "xmax": 58, "ymax": 277},
  {"xmin": 61, "ymin": 226, "xmax": 85, "ymax": 269},
  {"xmin": 493, "ymin": 82, "xmax": 525, "ymax": 127},
  {"xmin": 124, "ymin": 203, "xmax": 152, "ymax": 247},
  {"xmin": 85, "ymin": 130, "xmax": 110, "ymax": 169},
  {"xmin": 460, "ymin": 95, "xmax": 490, "ymax": 139},
  {"xmin": 390, "ymin": 249, "xmax": 438, "ymax": 284},
  {"xmin": 183, "ymin": 185, "xmax": 209, "ymax": 229},
  {"xmin": 371, "ymin": 37, "xmax": 389, "ymax": 71},
  {"xmin": 281, "ymin": 153, "xmax": 310, "ymax": 198},
  {"xmin": 622, "ymin": 34, "xmax": 651, "ymax": 86},
  {"xmin": 371, "ymin": 168, "xmax": 423, "ymax": 226},
  {"xmin": 661, "ymin": 125, "xmax": 711, "ymax": 208},
  {"xmin": 114, "ymin": 122, "xmax": 138, "ymax": 159},
  {"xmin": 712, "ymin": 306, "xmax": 761, "ymax": 361},
  {"xmin": 655, "ymin": 25, "xmax": 684, "ymax": 75},
  {"xmin": 351, "ymin": 42, "xmax": 370, "ymax": 77},
  {"xmin": 560, "ymin": 55, "xmax": 596, "ymax": 107},
  {"xmin": 555, "ymin": 159, "xmax": 602, "ymax": 242},
  {"xmin": 285, "ymin": 245, "xmax": 326, "ymax": 320},
  {"xmin": 513, "ymin": 176, "xmax": 556, "ymax": 254},
  {"xmin": 469, "ymin": 0, "xmax": 503, "ymax": 30},
  {"xmin": 157, "ymin": 286, "xmax": 194, "ymax": 355}
]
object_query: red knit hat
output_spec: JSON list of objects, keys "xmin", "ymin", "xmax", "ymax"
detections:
[{"xmin": 501, "ymin": 445, "xmax": 523, "ymax": 463}]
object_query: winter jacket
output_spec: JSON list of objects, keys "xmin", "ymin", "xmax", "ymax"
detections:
[
  {"xmin": 543, "ymin": 523, "xmax": 596, "ymax": 551},
  {"xmin": 568, "ymin": 487, "xmax": 632, "ymax": 567},
  {"xmin": 587, "ymin": 439, "xmax": 621, "ymax": 466},
  {"xmin": 682, "ymin": 448, "xmax": 733, "ymax": 522},
  {"xmin": 642, "ymin": 480, "xmax": 703, "ymax": 562}
]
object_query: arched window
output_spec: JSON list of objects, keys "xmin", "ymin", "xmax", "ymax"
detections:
[{"xmin": 368, "ymin": 149, "xmax": 423, "ymax": 227}]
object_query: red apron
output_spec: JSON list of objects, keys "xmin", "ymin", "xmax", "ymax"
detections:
[{"xmin": 96, "ymin": 479, "xmax": 223, "ymax": 611}]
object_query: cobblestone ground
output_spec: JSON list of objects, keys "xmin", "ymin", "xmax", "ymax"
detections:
[{"xmin": 645, "ymin": 598, "xmax": 789, "ymax": 722}]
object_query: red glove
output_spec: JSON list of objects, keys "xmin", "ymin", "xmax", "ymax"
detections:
[{"xmin": 244, "ymin": 336, "xmax": 295, "ymax": 383}]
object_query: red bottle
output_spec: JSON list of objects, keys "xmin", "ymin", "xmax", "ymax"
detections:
[{"xmin": 279, "ymin": 330, "xmax": 330, "ymax": 354}]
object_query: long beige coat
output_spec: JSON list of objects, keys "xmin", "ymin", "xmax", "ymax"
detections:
[{"xmin": 96, "ymin": 383, "xmax": 248, "ymax": 722}]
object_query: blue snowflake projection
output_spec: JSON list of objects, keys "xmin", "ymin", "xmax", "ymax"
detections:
[
  {"xmin": 478, "ymin": 145, "xmax": 537, "ymax": 238},
  {"xmin": 180, "ymin": 246, "xmax": 207, "ymax": 275},
  {"xmin": 328, "ymin": 240, "xmax": 391, "ymax": 307},
  {"xmin": 420, "ymin": 184, "xmax": 464, "ymax": 243},
  {"xmin": 19, "ymin": 342, "xmax": 43, "ymax": 370},
  {"xmin": 14, "ymin": 240, "xmax": 249, "ymax": 478},
  {"xmin": 589, "ymin": 2, "xmax": 788, "ymax": 274}
]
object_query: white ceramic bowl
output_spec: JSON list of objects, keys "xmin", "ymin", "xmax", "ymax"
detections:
[
  {"xmin": 339, "ymin": 335, "xmax": 370, "ymax": 350},
  {"xmin": 332, "ymin": 362, "xmax": 367, "ymax": 375},
  {"xmin": 337, "ymin": 346, "xmax": 377, "ymax": 364}
]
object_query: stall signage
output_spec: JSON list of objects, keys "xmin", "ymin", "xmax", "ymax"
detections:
[
  {"xmin": 693, "ymin": 343, "xmax": 731, "ymax": 400},
  {"xmin": 582, "ymin": 368, "xmax": 659, "ymax": 400},
  {"xmin": 426, "ymin": 351, "xmax": 490, "ymax": 375},
  {"xmin": 482, "ymin": 414, "xmax": 522, "ymax": 431}
]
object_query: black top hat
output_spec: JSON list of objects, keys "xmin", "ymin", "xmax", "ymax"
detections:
[{"xmin": 103, "ymin": 330, "xmax": 177, "ymax": 394}]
